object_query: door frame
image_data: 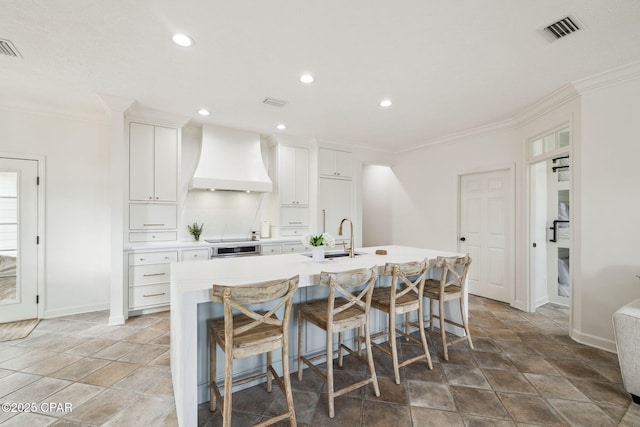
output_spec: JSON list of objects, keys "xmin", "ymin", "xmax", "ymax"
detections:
[
  {"xmin": 457, "ymin": 163, "xmax": 516, "ymax": 307},
  {"xmin": 0, "ymin": 152, "xmax": 45, "ymax": 320},
  {"xmin": 524, "ymin": 122, "xmax": 573, "ymax": 316}
]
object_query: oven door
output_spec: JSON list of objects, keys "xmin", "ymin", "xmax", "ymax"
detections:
[{"xmin": 211, "ymin": 245, "xmax": 261, "ymax": 258}]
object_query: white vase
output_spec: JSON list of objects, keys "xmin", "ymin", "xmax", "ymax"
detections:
[{"xmin": 311, "ymin": 245, "xmax": 325, "ymax": 262}]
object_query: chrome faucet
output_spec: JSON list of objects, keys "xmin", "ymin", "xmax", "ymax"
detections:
[{"xmin": 338, "ymin": 218, "xmax": 354, "ymax": 258}]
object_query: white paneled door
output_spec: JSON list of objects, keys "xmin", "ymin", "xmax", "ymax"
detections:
[
  {"xmin": 0, "ymin": 158, "xmax": 39, "ymax": 323},
  {"xmin": 459, "ymin": 169, "xmax": 512, "ymax": 303}
]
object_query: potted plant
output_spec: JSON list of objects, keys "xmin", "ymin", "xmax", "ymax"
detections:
[
  {"xmin": 302, "ymin": 233, "xmax": 335, "ymax": 262},
  {"xmin": 187, "ymin": 222, "xmax": 204, "ymax": 241}
]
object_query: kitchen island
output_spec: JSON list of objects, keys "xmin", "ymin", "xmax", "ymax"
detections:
[{"xmin": 170, "ymin": 245, "xmax": 465, "ymax": 426}]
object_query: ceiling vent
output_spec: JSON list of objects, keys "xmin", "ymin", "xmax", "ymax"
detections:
[
  {"xmin": 263, "ymin": 97, "xmax": 288, "ymax": 107},
  {"xmin": 0, "ymin": 39, "xmax": 22, "ymax": 58},
  {"xmin": 541, "ymin": 15, "xmax": 583, "ymax": 42}
]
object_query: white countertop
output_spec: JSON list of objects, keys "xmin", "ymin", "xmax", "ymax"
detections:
[
  {"xmin": 170, "ymin": 245, "xmax": 463, "ymax": 293},
  {"xmin": 124, "ymin": 237, "xmax": 303, "ymax": 252}
]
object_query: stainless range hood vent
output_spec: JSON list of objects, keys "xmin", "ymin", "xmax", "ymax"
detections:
[{"xmin": 190, "ymin": 125, "xmax": 272, "ymax": 192}]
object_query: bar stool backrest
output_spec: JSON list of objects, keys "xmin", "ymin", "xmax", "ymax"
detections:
[
  {"xmin": 319, "ymin": 266, "xmax": 378, "ymax": 323},
  {"xmin": 382, "ymin": 259, "xmax": 429, "ymax": 302},
  {"xmin": 434, "ymin": 255, "xmax": 472, "ymax": 293},
  {"xmin": 210, "ymin": 276, "xmax": 298, "ymax": 338}
]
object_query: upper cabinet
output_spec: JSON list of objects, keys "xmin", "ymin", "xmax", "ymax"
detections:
[
  {"xmin": 129, "ymin": 122, "xmax": 178, "ymax": 202},
  {"xmin": 318, "ymin": 148, "xmax": 352, "ymax": 179},
  {"xmin": 279, "ymin": 145, "xmax": 309, "ymax": 206}
]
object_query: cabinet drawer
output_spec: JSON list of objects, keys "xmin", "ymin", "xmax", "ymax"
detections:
[
  {"xmin": 129, "ymin": 264, "xmax": 172, "ymax": 286},
  {"xmin": 181, "ymin": 248, "xmax": 210, "ymax": 262},
  {"xmin": 262, "ymin": 244, "xmax": 283, "ymax": 255},
  {"xmin": 130, "ymin": 203, "xmax": 177, "ymax": 230},
  {"xmin": 129, "ymin": 251, "xmax": 178, "ymax": 266},
  {"xmin": 279, "ymin": 227, "xmax": 307, "ymax": 237},
  {"xmin": 129, "ymin": 231, "xmax": 177, "ymax": 242},
  {"xmin": 129, "ymin": 283, "xmax": 170, "ymax": 309},
  {"xmin": 283, "ymin": 243, "xmax": 308, "ymax": 254},
  {"xmin": 280, "ymin": 207, "xmax": 309, "ymax": 227}
]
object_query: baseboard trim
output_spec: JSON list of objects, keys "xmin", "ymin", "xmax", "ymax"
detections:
[
  {"xmin": 570, "ymin": 328, "xmax": 617, "ymax": 353},
  {"xmin": 43, "ymin": 303, "xmax": 109, "ymax": 319}
]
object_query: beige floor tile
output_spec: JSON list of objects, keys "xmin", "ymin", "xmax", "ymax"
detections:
[
  {"xmin": 0, "ymin": 371, "xmax": 42, "ymax": 398},
  {"xmin": 151, "ymin": 333, "xmax": 171, "ymax": 346},
  {"xmin": 0, "ymin": 348, "xmax": 56, "ymax": 371},
  {"xmin": 2, "ymin": 377, "xmax": 71, "ymax": 403},
  {"xmin": 21, "ymin": 353, "xmax": 83, "ymax": 376},
  {"xmin": 122, "ymin": 327, "xmax": 166, "ymax": 344},
  {"xmin": 0, "ymin": 411, "xmax": 58, "ymax": 427},
  {"xmin": 149, "ymin": 318, "xmax": 171, "ymax": 332},
  {"xmin": 34, "ymin": 382, "xmax": 104, "ymax": 416},
  {"xmin": 49, "ymin": 357, "xmax": 110, "ymax": 381},
  {"xmin": 112, "ymin": 365, "xmax": 170, "ymax": 393},
  {"xmin": 102, "ymin": 395, "xmax": 175, "ymax": 427},
  {"xmin": 0, "ymin": 344, "xmax": 34, "ymax": 363},
  {"xmin": 118, "ymin": 344, "xmax": 167, "ymax": 364},
  {"xmin": 64, "ymin": 338, "xmax": 115, "ymax": 356},
  {"xmin": 78, "ymin": 361, "xmax": 140, "ymax": 387},
  {"xmin": 125, "ymin": 315, "xmax": 162, "ymax": 328},
  {"xmin": 63, "ymin": 388, "xmax": 138, "ymax": 425},
  {"xmin": 91, "ymin": 341, "xmax": 143, "ymax": 360},
  {"xmin": 149, "ymin": 349, "xmax": 171, "ymax": 366}
]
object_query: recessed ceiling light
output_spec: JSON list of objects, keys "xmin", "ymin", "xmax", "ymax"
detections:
[
  {"xmin": 276, "ymin": 123, "xmax": 287, "ymax": 130},
  {"xmin": 197, "ymin": 108, "xmax": 210, "ymax": 116},
  {"xmin": 300, "ymin": 74, "xmax": 314, "ymax": 84},
  {"xmin": 380, "ymin": 99, "xmax": 392, "ymax": 107},
  {"xmin": 172, "ymin": 33, "xmax": 194, "ymax": 47}
]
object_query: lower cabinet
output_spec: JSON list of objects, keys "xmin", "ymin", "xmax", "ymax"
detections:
[
  {"xmin": 262, "ymin": 242, "xmax": 309, "ymax": 255},
  {"xmin": 128, "ymin": 250, "xmax": 177, "ymax": 311}
]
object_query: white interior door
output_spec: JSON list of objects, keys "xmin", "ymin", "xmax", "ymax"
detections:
[
  {"xmin": 0, "ymin": 158, "xmax": 39, "ymax": 323},
  {"xmin": 459, "ymin": 169, "xmax": 512, "ymax": 303}
]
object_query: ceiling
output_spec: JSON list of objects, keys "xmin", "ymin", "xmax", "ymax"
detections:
[{"xmin": 2, "ymin": 1, "xmax": 640, "ymax": 152}]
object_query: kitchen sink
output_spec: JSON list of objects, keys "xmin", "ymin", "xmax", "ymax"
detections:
[{"xmin": 302, "ymin": 251, "xmax": 363, "ymax": 258}]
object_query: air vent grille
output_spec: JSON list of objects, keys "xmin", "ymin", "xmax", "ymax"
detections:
[
  {"xmin": 542, "ymin": 15, "xmax": 582, "ymax": 41},
  {"xmin": 263, "ymin": 98, "xmax": 288, "ymax": 107},
  {"xmin": 0, "ymin": 39, "xmax": 21, "ymax": 57}
]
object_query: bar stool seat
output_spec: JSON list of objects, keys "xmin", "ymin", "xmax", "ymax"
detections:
[{"xmin": 209, "ymin": 276, "xmax": 299, "ymax": 427}]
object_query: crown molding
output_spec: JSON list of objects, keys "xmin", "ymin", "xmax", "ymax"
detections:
[
  {"xmin": 0, "ymin": 99, "xmax": 108, "ymax": 123},
  {"xmin": 400, "ymin": 118, "xmax": 517, "ymax": 154},
  {"xmin": 572, "ymin": 60, "xmax": 640, "ymax": 95},
  {"xmin": 126, "ymin": 102, "xmax": 192, "ymax": 128}
]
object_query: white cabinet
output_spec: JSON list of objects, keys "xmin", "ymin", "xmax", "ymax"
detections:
[
  {"xmin": 129, "ymin": 123, "xmax": 178, "ymax": 202},
  {"xmin": 261, "ymin": 244, "xmax": 283, "ymax": 256},
  {"xmin": 127, "ymin": 121, "xmax": 179, "ymax": 244},
  {"xmin": 129, "ymin": 204, "xmax": 177, "ymax": 230},
  {"xmin": 279, "ymin": 145, "xmax": 309, "ymax": 205},
  {"xmin": 181, "ymin": 248, "xmax": 209, "ymax": 262},
  {"xmin": 319, "ymin": 148, "xmax": 352, "ymax": 179},
  {"xmin": 318, "ymin": 177, "xmax": 353, "ymax": 237},
  {"xmin": 127, "ymin": 250, "xmax": 177, "ymax": 310}
]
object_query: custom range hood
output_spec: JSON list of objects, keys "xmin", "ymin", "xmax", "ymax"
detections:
[{"xmin": 190, "ymin": 124, "xmax": 272, "ymax": 192}]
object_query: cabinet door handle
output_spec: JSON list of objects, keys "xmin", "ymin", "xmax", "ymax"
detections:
[
  {"xmin": 143, "ymin": 292, "xmax": 166, "ymax": 297},
  {"xmin": 289, "ymin": 221, "xmax": 302, "ymax": 225},
  {"xmin": 322, "ymin": 209, "xmax": 326, "ymax": 233},
  {"xmin": 143, "ymin": 224, "xmax": 165, "ymax": 227},
  {"xmin": 143, "ymin": 272, "xmax": 166, "ymax": 277}
]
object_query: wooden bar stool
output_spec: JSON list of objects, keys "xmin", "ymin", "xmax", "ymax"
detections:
[
  {"xmin": 423, "ymin": 255, "xmax": 473, "ymax": 361},
  {"xmin": 208, "ymin": 276, "xmax": 299, "ymax": 427},
  {"xmin": 370, "ymin": 259, "xmax": 433, "ymax": 384},
  {"xmin": 297, "ymin": 266, "xmax": 380, "ymax": 418}
]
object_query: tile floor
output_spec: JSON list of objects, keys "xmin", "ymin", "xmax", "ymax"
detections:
[
  {"xmin": 198, "ymin": 296, "xmax": 636, "ymax": 427},
  {"xmin": 0, "ymin": 295, "xmax": 636, "ymax": 426}
]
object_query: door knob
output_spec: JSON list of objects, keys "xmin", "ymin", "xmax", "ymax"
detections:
[{"xmin": 459, "ymin": 237, "xmax": 466, "ymax": 242}]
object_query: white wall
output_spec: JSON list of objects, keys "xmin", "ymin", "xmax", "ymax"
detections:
[
  {"xmin": 387, "ymin": 128, "xmax": 527, "ymax": 306},
  {"xmin": 0, "ymin": 107, "xmax": 111, "ymax": 317},
  {"xmin": 576, "ymin": 77, "xmax": 640, "ymax": 347},
  {"xmin": 362, "ymin": 164, "xmax": 395, "ymax": 246}
]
